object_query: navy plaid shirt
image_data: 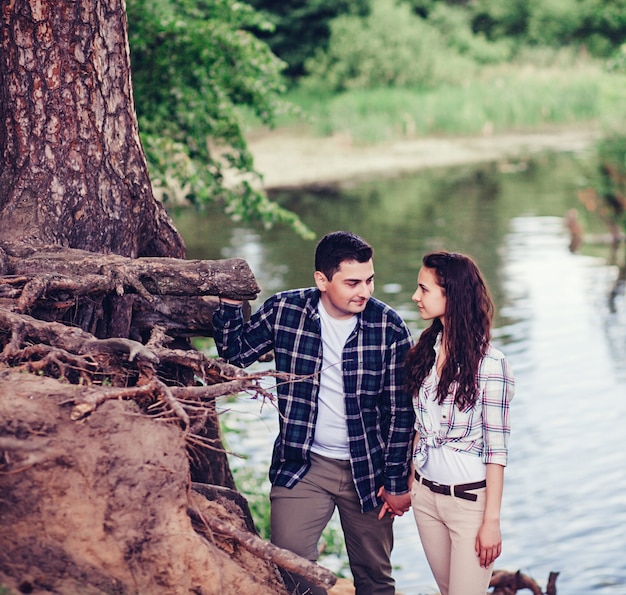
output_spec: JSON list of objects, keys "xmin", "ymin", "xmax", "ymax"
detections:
[{"xmin": 213, "ymin": 288, "xmax": 415, "ymax": 512}]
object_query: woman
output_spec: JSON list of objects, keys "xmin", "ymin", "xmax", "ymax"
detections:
[{"xmin": 405, "ymin": 251, "xmax": 514, "ymax": 595}]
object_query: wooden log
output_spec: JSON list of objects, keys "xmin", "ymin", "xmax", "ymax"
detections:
[
  {"xmin": 130, "ymin": 295, "xmax": 220, "ymax": 338},
  {"xmin": 546, "ymin": 571, "xmax": 560, "ymax": 595},
  {"xmin": 0, "ymin": 241, "xmax": 259, "ymax": 340},
  {"xmin": 0, "ymin": 242, "xmax": 260, "ymax": 300}
]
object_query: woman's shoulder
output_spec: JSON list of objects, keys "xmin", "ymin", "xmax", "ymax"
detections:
[
  {"xmin": 484, "ymin": 343, "xmax": 507, "ymax": 360},
  {"xmin": 479, "ymin": 344, "xmax": 511, "ymax": 371}
]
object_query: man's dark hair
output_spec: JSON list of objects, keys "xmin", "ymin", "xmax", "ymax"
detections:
[{"xmin": 314, "ymin": 231, "xmax": 373, "ymax": 280}]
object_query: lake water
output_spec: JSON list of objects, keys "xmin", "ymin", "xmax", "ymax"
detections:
[{"xmin": 172, "ymin": 150, "xmax": 626, "ymax": 594}]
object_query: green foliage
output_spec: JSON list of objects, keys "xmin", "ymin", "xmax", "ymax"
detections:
[
  {"xmin": 230, "ymin": 465, "xmax": 272, "ymax": 538},
  {"xmin": 246, "ymin": 0, "xmax": 370, "ymax": 79},
  {"xmin": 578, "ymin": 0, "xmax": 626, "ymax": 51},
  {"xmin": 127, "ymin": 0, "xmax": 313, "ymax": 238},
  {"xmin": 426, "ymin": 3, "xmax": 512, "ymax": 64},
  {"xmin": 470, "ymin": 0, "xmax": 626, "ymax": 57},
  {"xmin": 302, "ymin": 0, "xmax": 478, "ymax": 92},
  {"xmin": 606, "ymin": 44, "xmax": 626, "ymax": 74},
  {"xmin": 401, "ymin": 0, "xmax": 438, "ymax": 19},
  {"xmin": 524, "ymin": 0, "xmax": 582, "ymax": 46}
]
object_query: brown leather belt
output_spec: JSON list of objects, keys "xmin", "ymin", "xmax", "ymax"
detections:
[{"xmin": 415, "ymin": 471, "xmax": 486, "ymax": 502}]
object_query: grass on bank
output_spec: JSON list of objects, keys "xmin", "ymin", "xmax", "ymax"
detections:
[{"xmin": 245, "ymin": 62, "xmax": 626, "ymax": 145}]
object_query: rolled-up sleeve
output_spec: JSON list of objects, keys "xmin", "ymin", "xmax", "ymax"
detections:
[{"xmin": 480, "ymin": 354, "xmax": 515, "ymax": 466}]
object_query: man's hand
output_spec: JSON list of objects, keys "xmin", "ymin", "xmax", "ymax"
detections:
[{"xmin": 377, "ymin": 487, "xmax": 411, "ymax": 520}]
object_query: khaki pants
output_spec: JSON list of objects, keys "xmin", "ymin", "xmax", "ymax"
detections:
[
  {"xmin": 270, "ymin": 452, "xmax": 395, "ymax": 595},
  {"xmin": 411, "ymin": 480, "xmax": 493, "ymax": 595}
]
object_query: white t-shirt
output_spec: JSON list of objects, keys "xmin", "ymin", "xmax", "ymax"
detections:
[{"xmin": 310, "ymin": 300, "xmax": 357, "ymax": 460}]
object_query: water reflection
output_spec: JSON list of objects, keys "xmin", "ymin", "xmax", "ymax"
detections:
[
  {"xmin": 492, "ymin": 217, "xmax": 626, "ymax": 595},
  {"xmin": 172, "ymin": 151, "xmax": 626, "ymax": 594},
  {"xmin": 179, "ymin": 153, "xmax": 600, "ymax": 327}
]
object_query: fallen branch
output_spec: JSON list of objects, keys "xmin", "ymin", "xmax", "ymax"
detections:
[
  {"xmin": 173, "ymin": 378, "xmax": 265, "ymax": 401},
  {"xmin": 1, "ymin": 242, "xmax": 260, "ymax": 300},
  {"xmin": 490, "ymin": 569, "xmax": 557, "ymax": 594},
  {"xmin": 188, "ymin": 506, "xmax": 337, "ymax": 591},
  {"xmin": 0, "ymin": 241, "xmax": 260, "ymax": 340},
  {"xmin": 547, "ymin": 571, "xmax": 560, "ymax": 595}
]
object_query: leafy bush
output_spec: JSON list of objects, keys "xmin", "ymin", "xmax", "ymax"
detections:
[
  {"xmin": 605, "ymin": 43, "xmax": 626, "ymax": 73},
  {"xmin": 427, "ymin": 3, "xmax": 512, "ymax": 64},
  {"xmin": 245, "ymin": 0, "xmax": 370, "ymax": 79},
  {"xmin": 524, "ymin": 0, "xmax": 583, "ymax": 46},
  {"xmin": 471, "ymin": 0, "xmax": 626, "ymax": 58},
  {"xmin": 302, "ymin": 0, "xmax": 477, "ymax": 91}
]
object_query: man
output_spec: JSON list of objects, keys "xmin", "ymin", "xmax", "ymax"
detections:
[{"xmin": 213, "ymin": 231, "xmax": 415, "ymax": 594}]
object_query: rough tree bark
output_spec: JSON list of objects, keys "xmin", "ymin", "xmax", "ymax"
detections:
[
  {"xmin": 0, "ymin": 0, "xmax": 234, "ymax": 484},
  {"xmin": 0, "ymin": 0, "xmax": 184, "ymax": 258}
]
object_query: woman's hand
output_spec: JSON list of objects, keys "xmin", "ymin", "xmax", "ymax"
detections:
[{"xmin": 475, "ymin": 518, "xmax": 502, "ymax": 568}]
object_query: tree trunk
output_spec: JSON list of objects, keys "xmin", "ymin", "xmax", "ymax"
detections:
[
  {"xmin": 0, "ymin": 0, "xmax": 185, "ymax": 258},
  {"xmin": 0, "ymin": 0, "xmax": 247, "ymax": 509}
]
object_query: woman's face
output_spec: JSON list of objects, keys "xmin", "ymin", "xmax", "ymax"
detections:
[{"xmin": 412, "ymin": 266, "xmax": 446, "ymax": 323}]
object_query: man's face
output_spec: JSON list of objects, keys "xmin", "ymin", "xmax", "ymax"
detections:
[{"xmin": 315, "ymin": 259, "xmax": 375, "ymax": 320}]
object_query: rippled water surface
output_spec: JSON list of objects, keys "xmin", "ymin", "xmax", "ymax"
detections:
[{"xmin": 173, "ymin": 152, "xmax": 626, "ymax": 594}]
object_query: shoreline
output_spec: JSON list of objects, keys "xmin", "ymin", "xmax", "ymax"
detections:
[{"xmin": 247, "ymin": 126, "xmax": 601, "ymax": 191}]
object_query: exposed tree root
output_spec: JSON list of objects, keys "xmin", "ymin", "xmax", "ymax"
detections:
[
  {"xmin": 189, "ymin": 504, "xmax": 337, "ymax": 592},
  {"xmin": 490, "ymin": 568, "xmax": 560, "ymax": 594}
]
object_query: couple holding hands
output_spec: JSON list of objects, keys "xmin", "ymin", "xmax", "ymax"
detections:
[{"xmin": 213, "ymin": 231, "xmax": 514, "ymax": 595}]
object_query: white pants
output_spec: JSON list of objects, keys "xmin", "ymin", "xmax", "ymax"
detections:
[{"xmin": 411, "ymin": 480, "xmax": 493, "ymax": 595}]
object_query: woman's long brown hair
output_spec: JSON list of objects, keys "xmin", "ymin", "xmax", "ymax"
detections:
[{"xmin": 405, "ymin": 252, "xmax": 494, "ymax": 410}]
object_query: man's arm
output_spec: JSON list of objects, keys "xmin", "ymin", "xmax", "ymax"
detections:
[
  {"xmin": 212, "ymin": 297, "xmax": 274, "ymax": 368},
  {"xmin": 380, "ymin": 323, "xmax": 415, "ymax": 503},
  {"xmin": 379, "ymin": 425, "xmax": 418, "ymax": 519}
]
